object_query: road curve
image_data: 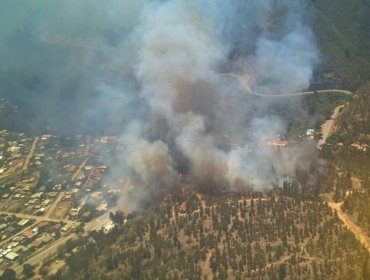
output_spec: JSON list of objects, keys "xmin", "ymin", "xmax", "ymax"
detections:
[
  {"xmin": 324, "ymin": 197, "xmax": 370, "ymax": 254},
  {"xmin": 221, "ymin": 73, "xmax": 352, "ymax": 97}
]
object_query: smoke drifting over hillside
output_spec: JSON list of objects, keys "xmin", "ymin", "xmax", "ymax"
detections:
[{"xmin": 0, "ymin": 0, "xmax": 321, "ymax": 208}]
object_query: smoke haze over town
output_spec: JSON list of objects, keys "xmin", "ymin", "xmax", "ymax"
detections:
[{"xmin": 0, "ymin": 0, "xmax": 322, "ymax": 209}]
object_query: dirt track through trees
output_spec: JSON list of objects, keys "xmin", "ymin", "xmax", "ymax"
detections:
[
  {"xmin": 222, "ymin": 73, "xmax": 352, "ymax": 97},
  {"xmin": 325, "ymin": 198, "xmax": 370, "ymax": 253}
]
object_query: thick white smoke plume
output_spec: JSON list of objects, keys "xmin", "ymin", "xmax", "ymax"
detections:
[
  {"xmin": 112, "ymin": 0, "xmax": 320, "ymax": 208},
  {"xmin": 0, "ymin": 0, "xmax": 321, "ymax": 209}
]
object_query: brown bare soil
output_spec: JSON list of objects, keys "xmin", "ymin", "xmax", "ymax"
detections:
[{"xmin": 50, "ymin": 200, "xmax": 71, "ymax": 220}]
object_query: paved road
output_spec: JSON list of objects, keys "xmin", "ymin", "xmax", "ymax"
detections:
[
  {"xmin": 23, "ymin": 137, "xmax": 39, "ymax": 171},
  {"xmin": 12, "ymin": 232, "xmax": 76, "ymax": 275},
  {"xmin": 85, "ymin": 135, "xmax": 91, "ymax": 156},
  {"xmin": 0, "ymin": 136, "xmax": 39, "ymax": 182},
  {"xmin": 0, "ymin": 220, "xmax": 39, "ymax": 248},
  {"xmin": 0, "ymin": 210, "xmax": 73, "ymax": 248},
  {"xmin": 84, "ymin": 205, "xmax": 120, "ymax": 232},
  {"xmin": 71, "ymin": 158, "xmax": 89, "ymax": 181},
  {"xmin": 7, "ymin": 205, "xmax": 121, "ymax": 276},
  {"xmin": 317, "ymin": 105, "xmax": 344, "ymax": 149},
  {"xmin": 0, "ymin": 210, "xmax": 73, "ymax": 225},
  {"xmin": 0, "ymin": 170, "xmax": 22, "ymax": 182},
  {"xmin": 0, "ymin": 210, "xmax": 74, "ymax": 248},
  {"xmin": 222, "ymin": 73, "xmax": 352, "ymax": 97}
]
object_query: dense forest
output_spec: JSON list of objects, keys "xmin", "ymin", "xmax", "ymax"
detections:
[
  {"xmin": 35, "ymin": 188, "xmax": 368, "ymax": 280},
  {"xmin": 319, "ymin": 83, "xmax": 370, "ymax": 238},
  {"xmin": 311, "ymin": 0, "xmax": 370, "ymax": 88}
]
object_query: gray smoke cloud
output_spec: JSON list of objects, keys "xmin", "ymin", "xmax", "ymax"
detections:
[
  {"xmin": 0, "ymin": 0, "xmax": 321, "ymax": 209},
  {"xmin": 253, "ymin": 21, "xmax": 319, "ymax": 92}
]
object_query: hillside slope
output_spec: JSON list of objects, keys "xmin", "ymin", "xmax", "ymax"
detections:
[
  {"xmin": 44, "ymin": 191, "xmax": 369, "ymax": 280},
  {"xmin": 311, "ymin": 0, "xmax": 370, "ymax": 88}
]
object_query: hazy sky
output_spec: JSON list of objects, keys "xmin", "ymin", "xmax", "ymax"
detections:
[{"xmin": 0, "ymin": 1, "xmax": 322, "ymax": 208}]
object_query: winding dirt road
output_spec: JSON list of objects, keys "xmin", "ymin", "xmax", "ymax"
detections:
[
  {"xmin": 224, "ymin": 72, "xmax": 350, "ymax": 149},
  {"xmin": 222, "ymin": 73, "xmax": 352, "ymax": 97},
  {"xmin": 226, "ymin": 72, "xmax": 370, "ymax": 253},
  {"xmin": 324, "ymin": 198, "xmax": 370, "ymax": 253}
]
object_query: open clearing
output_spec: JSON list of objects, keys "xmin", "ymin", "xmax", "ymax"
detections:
[{"xmin": 50, "ymin": 200, "xmax": 71, "ymax": 220}]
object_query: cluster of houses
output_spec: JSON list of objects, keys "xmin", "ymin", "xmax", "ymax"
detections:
[
  {"xmin": 266, "ymin": 140, "xmax": 289, "ymax": 147},
  {"xmin": 0, "ymin": 130, "xmax": 33, "ymax": 176},
  {"xmin": 351, "ymin": 143, "xmax": 368, "ymax": 151},
  {"xmin": 0, "ymin": 177, "xmax": 61, "ymax": 216},
  {"xmin": 0, "ymin": 220, "xmax": 68, "ymax": 268},
  {"xmin": 78, "ymin": 165, "xmax": 107, "ymax": 191},
  {"xmin": 25, "ymin": 135, "xmax": 111, "ymax": 220},
  {"xmin": 23, "ymin": 192, "xmax": 60, "ymax": 216},
  {"xmin": 0, "ymin": 133, "xmax": 122, "ymax": 269},
  {"xmin": 68, "ymin": 189, "xmax": 112, "ymax": 222},
  {"xmin": 34, "ymin": 135, "xmax": 85, "ymax": 167},
  {"xmin": 65, "ymin": 163, "xmax": 107, "ymax": 192},
  {"xmin": 336, "ymin": 142, "xmax": 368, "ymax": 151},
  {"xmin": 265, "ymin": 129, "xmax": 316, "ymax": 148},
  {"xmin": 0, "ymin": 215, "xmax": 33, "ymax": 242},
  {"xmin": 64, "ymin": 163, "xmax": 110, "ymax": 220}
]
